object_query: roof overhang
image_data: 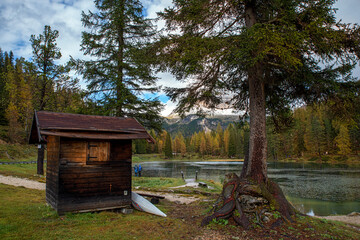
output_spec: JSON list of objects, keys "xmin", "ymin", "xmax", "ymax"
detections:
[{"xmin": 28, "ymin": 111, "xmax": 155, "ymax": 144}]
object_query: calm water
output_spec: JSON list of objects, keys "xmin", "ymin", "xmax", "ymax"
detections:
[{"xmin": 137, "ymin": 161, "xmax": 360, "ymax": 216}]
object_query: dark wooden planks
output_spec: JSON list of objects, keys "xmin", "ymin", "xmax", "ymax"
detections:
[
  {"xmin": 57, "ymin": 195, "xmax": 131, "ymax": 214},
  {"xmin": 46, "ymin": 136, "xmax": 60, "ymax": 209},
  {"xmin": 59, "ymin": 164, "xmax": 131, "ymax": 197}
]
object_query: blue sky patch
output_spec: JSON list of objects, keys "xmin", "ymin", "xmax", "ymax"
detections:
[{"xmin": 142, "ymin": 93, "xmax": 169, "ymax": 103}]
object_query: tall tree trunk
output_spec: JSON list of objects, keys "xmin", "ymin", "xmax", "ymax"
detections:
[
  {"xmin": 241, "ymin": 63, "xmax": 267, "ymax": 183},
  {"xmin": 116, "ymin": 1, "xmax": 125, "ymax": 117},
  {"xmin": 241, "ymin": 1, "xmax": 268, "ymax": 184}
]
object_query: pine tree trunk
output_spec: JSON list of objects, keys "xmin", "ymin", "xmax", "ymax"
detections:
[
  {"xmin": 241, "ymin": 1, "xmax": 267, "ymax": 184},
  {"xmin": 241, "ymin": 63, "xmax": 267, "ymax": 183}
]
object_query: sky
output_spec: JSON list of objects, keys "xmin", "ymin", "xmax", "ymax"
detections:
[{"xmin": 1, "ymin": 0, "xmax": 359, "ymax": 116}]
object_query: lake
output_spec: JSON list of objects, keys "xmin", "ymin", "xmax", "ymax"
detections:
[{"xmin": 136, "ymin": 160, "xmax": 360, "ymax": 216}]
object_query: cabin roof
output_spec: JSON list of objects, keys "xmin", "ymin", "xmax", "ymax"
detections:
[{"xmin": 29, "ymin": 111, "xmax": 155, "ymax": 144}]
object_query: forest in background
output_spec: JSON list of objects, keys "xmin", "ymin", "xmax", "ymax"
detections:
[{"xmin": 134, "ymin": 102, "xmax": 360, "ymax": 161}]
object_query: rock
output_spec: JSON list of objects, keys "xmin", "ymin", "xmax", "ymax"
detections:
[
  {"xmin": 121, "ymin": 208, "xmax": 133, "ymax": 214},
  {"xmin": 262, "ymin": 216, "xmax": 270, "ymax": 223}
]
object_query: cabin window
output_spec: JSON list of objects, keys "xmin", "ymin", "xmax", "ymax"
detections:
[{"xmin": 86, "ymin": 141, "xmax": 110, "ymax": 164}]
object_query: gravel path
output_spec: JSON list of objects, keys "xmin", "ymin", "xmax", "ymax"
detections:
[{"xmin": 0, "ymin": 174, "xmax": 45, "ymax": 190}]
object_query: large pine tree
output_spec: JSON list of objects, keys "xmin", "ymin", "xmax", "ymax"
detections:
[
  {"xmin": 73, "ymin": 0, "xmax": 163, "ymax": 130},
  {"xmin": 155, "ymin": 0, "xmax": 360, "ymax": 223}
]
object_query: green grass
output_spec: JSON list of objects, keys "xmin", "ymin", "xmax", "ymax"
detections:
[
  {"xmin": 132, "ymin": 177, "xmax": 185, "ymax": 189},
  {"xmin": 0, "ymin": 163, "xmax": 45, "ymax": 182},
  {"xmin": 0, "ymin": 184, "xmax": 200, "ymax": 240}
]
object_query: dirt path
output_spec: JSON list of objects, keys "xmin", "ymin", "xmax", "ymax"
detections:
[{"xmin": 0, "ymin": 174, "xmax": 45, "ymax": 190}]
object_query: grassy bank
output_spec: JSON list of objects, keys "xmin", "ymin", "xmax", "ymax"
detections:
[{"xmin": 0, "ymin": 144, "xmax": 37, "ymax": 163}]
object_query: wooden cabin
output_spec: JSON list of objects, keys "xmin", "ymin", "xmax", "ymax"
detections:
[{"xmin": 28, "ymin": 111, "xmax": 154, "ymax": 214}]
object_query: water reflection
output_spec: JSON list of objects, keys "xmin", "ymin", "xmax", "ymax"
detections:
[{"xmin": 138, "ymin": 160, "xmax": 360, "ymax": 216}]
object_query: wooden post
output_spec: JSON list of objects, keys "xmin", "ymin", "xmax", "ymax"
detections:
[{"xmin": 37, "ymin": 144, "xmax": 44, "ymax": 175}]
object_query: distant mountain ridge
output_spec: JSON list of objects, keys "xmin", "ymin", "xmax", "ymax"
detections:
[{"xmin": 162, "ymin": 114, "xmax": 240, "ymax": 137}]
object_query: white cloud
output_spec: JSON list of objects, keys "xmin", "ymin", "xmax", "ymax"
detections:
[
  {"xmin": 1, "ymin": 0, "xmax": 359, "ymax": 117},
  {"xmin": 0, "ymin": 0, "xmax": 95, "ymax": 64},
  {"xmin": 161, "ymin": 99, "xmax": 177, "ymax": 117}
]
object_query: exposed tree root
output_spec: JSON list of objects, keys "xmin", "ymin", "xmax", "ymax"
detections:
[{"xmin": 201, "ymin": 173, "xmax": 297, "ymax": 229}]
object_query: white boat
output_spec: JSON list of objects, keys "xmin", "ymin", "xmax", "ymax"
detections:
[{"xmin": 131, "ymin": 192, "xmax": 167, "ymax": 217}]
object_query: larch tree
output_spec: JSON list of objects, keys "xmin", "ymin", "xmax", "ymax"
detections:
[
  {"xmin": 154, "ymin": 0, "xmax": 360, "ymax": 224},
  {"xmin": 335, "ymin": 123, "xmax": 352, "ymax": 155},
  {"xmin": 72, "ymin": 0, "xmax": 163, "ymax": 130}
]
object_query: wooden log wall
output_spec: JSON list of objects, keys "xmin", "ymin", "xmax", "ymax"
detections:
[
  {"xmin": 58, "ymin": 138, "xmax": 132, "ymax": 198},
  {"xmin": 46, "ymin": 136, "xmax": 60, "ymax": 209}
]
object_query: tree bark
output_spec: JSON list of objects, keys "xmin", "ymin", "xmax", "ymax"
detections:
[{"xmin": 241, "ymin": 1, "xmax": 267, "ymax": 184}]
